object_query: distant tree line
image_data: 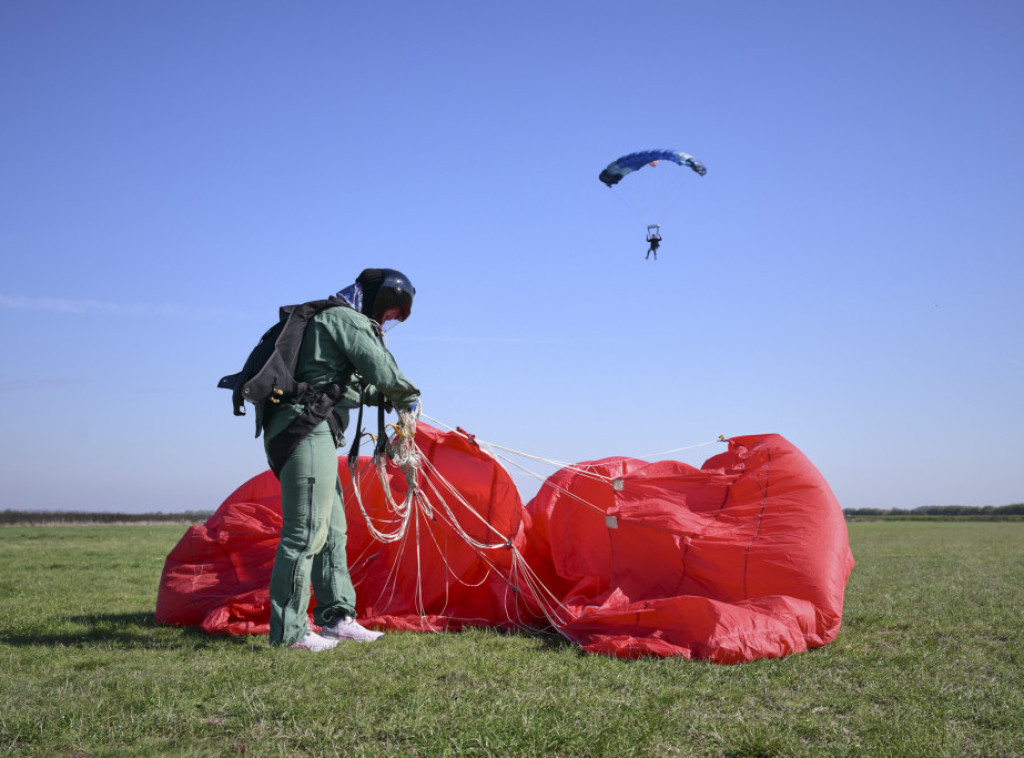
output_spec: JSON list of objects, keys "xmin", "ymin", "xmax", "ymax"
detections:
[
  {"xmin": 844, "ymin": 504, "xmax": 1024, "ymax": 521},
  {"xmin": 0, "ymin": 509, "xmax": 214, "ymax": 526},
  {"xmin": 5, "ymin": 504, "xmax": 1023, "ymax": 526}
]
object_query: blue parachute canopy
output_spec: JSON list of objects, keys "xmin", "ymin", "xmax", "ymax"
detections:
[{"xmin": 599, "ymin": 149, "xmax": 707, "ymax": 187}]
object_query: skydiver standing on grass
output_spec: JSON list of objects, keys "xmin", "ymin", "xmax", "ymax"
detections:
[{"xmin": 261, "ymin": 268, "xmax": 421, "ymax": 652}]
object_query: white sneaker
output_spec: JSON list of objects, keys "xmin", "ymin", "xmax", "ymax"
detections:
[
  {"xmin": 321, "ymin": 615, "xmax": 384, "ymax": 642},
  {"xmin": 290, "ymin": 630, "xmax": 339, "ymax": 652}
]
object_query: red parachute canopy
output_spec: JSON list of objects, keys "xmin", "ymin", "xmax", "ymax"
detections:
[
  {"xmin": 516, "ymin": 434, "xmax": 854, "ymax": 662},
  {"xmin": 156, "ymin": 427, "xmax": 854, "ymax": 663},
  {"xmin": 155, "ymin": 424, "xmax": 525, "ymax": 635}
]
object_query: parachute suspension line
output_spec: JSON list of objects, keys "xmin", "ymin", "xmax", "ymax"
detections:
[
  {"xmin": 486, "ymin": 449, "xmax": 615, "ymax": 516},
  {"xmin": 421, "ymin": 413, "xmax": 620, "ymax": 518},
  {"xmin": 340, "ymin": 457, "xmax": 397, "ymax": 574},
  {"xmin": 413, "ymin": 501, "xmax": 428, "ymax": 622},
  {"xmin": 367, "ymin": 409, "xmax": 450, "ymax": 625},
  {"xmin": 423, "ymin": 413, "xmax": 618, "ymax": 489},
  {"xmin": 354, "ymin": 415, "xmax": 742, "ymax": 633},
  {"xmin": 608, "ymin": 185, "xmax": 642, "ymax": 224},
  {"xmin": 344, "ymin": 414, "xmax": 795, "ymax": 638},
  {"xmin": 419, "ymin": 415, "xmax": 763, "ymax": 541},
  {"xmin": 362, "ymin": 492, "xmax": 437, "ymax": 625},
  {"xmin": 413, "ymin": 452, "xmax": 541, "ymax": 619},
  {"xmin": 347, "ymin": 469, "xmax": 447, "ymax": 633},
  {"xmin": 410, "ymin": 431, "xmax": 594, "ymax": 631},
  {"xmin": 408, "ymin": 467, "xmax": 501, "ymax": 585},
  {"xmin": 509, "ymin": 550, "xmax": 576, "ymax": 628},
  {"xmin": 415, "ymin": 466, "xmax": 546, "ymax": 626},
  {"xmin": 347, "ymin": 407, "xmax": 515, "ymax": 631},
  {"xmin": 416, "ymin": 454, "xmax": 515, "ymax": 549},
  {"xmin": 345, "ymin": 405, "xmax": 423, "ymax": 546},
  {"xmin": 641, "ymin": 437, "xmax": 727, "ymax": 459},
  {"xmin": 336, "ymin": 411, "xmax": 579, "ymax": 633},
  {"xmin": 356, "ymin": 422, "xmax": 582, "ymax": 632},
  {"xmin": 376, "ymin": 504, "xmax": 415, "ymax": 611},
  {"xmin": 348, "ymin": 456, "xmax": 411, "ymax": 544},
  {"xmin": 417, "ymin": 465, "xmax": 577, "ymax": 630},
  {"xmin": 344, "ymin": 425, "xmax": 431, "ymax": 626},
  {"xmin": 420, "ymin": 414, "xmax": 578, "ymax": 470},
  {"xmin": 419, "ymin": 415, "xmax": 736, "ymax": 533}
]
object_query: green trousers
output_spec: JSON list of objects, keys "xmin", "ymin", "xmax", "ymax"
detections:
[{"xmin": 265, "ymin": 419, "xmax": 357, "ymax": 646}]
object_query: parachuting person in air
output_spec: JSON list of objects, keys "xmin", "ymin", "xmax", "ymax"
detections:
[
  {"xmin": 219, "ymin": 268, "xmax": 421, "ymax": 652},
  {"xmin": 598, "ymin": 149, "xmax": 706, "ymax": 260},
  {"xmin": 645, "ymin": 224, "xmax": 662, "ymax": 260}
]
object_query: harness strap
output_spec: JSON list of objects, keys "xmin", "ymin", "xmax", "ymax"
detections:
[
  {"xmin": 266, "ymin": 311, "xmax": 390, "ymax": 479},
  {"xmin": 266, "ymin": 383, "xmax": 345, "ymax": 478},
  {"xmin": 375, "ymin": 400, "xmax": 393, "ymax": 462},
  {"xmin": 346, "ymin": 394, "xmax": 365, "ymax": 469},
  {"xmin": 344, "ymin": 391, "xmax": 396, "ymax": 471}
]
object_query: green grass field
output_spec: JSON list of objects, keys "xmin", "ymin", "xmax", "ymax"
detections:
[{"xmin": 1, "ymin": 521, "xmax": 1022, "ymax": 757}]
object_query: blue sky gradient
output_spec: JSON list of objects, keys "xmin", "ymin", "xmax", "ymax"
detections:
[{"xmin": 2, "ymin": 1, "xmax": 1021, "ymax": 512}]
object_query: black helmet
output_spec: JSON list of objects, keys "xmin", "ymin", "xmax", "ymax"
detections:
[{"xmin": 356, "ymin": 268, "xmax": 415, "ymax": 322}]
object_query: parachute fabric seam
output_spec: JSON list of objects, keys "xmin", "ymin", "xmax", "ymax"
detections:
[{"xmin": 741, "ymin": 446, "xmax": 771, "ymax": 600}]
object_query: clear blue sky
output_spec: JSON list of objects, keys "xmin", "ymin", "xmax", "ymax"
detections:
[{"xmin": 2, "ymin": 1, "xmax": 1021, "ymax": 513}]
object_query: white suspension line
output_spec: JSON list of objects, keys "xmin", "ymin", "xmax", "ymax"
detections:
[
  {"xmin": 347, "ymin": 414, "xmax": 736, "ymax": 634},
  {"xmin": 381, "ymin": 434, "xmax": 581, "ymax": 630},
  {"xmin": 416, "ymin": 454, "xmax": 514, "ymax": 549},
  {"xmin": 408, "ymin": 484, "xmax": 497, "ymax": 591},
  {"xmin": 483, "ymin": 447, "xmax": 611, "ymax": 517},
  {"xmin": 420, "ymin": 413, "xmax": 618, "ymax": 513},
  {"xmin": 411, "ymin": 445, "xmax": 580, "ymax": 630},
  {"xmin": 641, "ymin": 437, "xmax": 728, "ymax": 459},
  {"xmin": 422, "ymin": 413, "xmax": 598, "ymax": 476}
]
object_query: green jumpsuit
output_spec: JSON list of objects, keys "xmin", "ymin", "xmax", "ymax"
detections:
[{"xmin": 262, "ymin": 306, "xmax": 419, "ymax": 646}]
